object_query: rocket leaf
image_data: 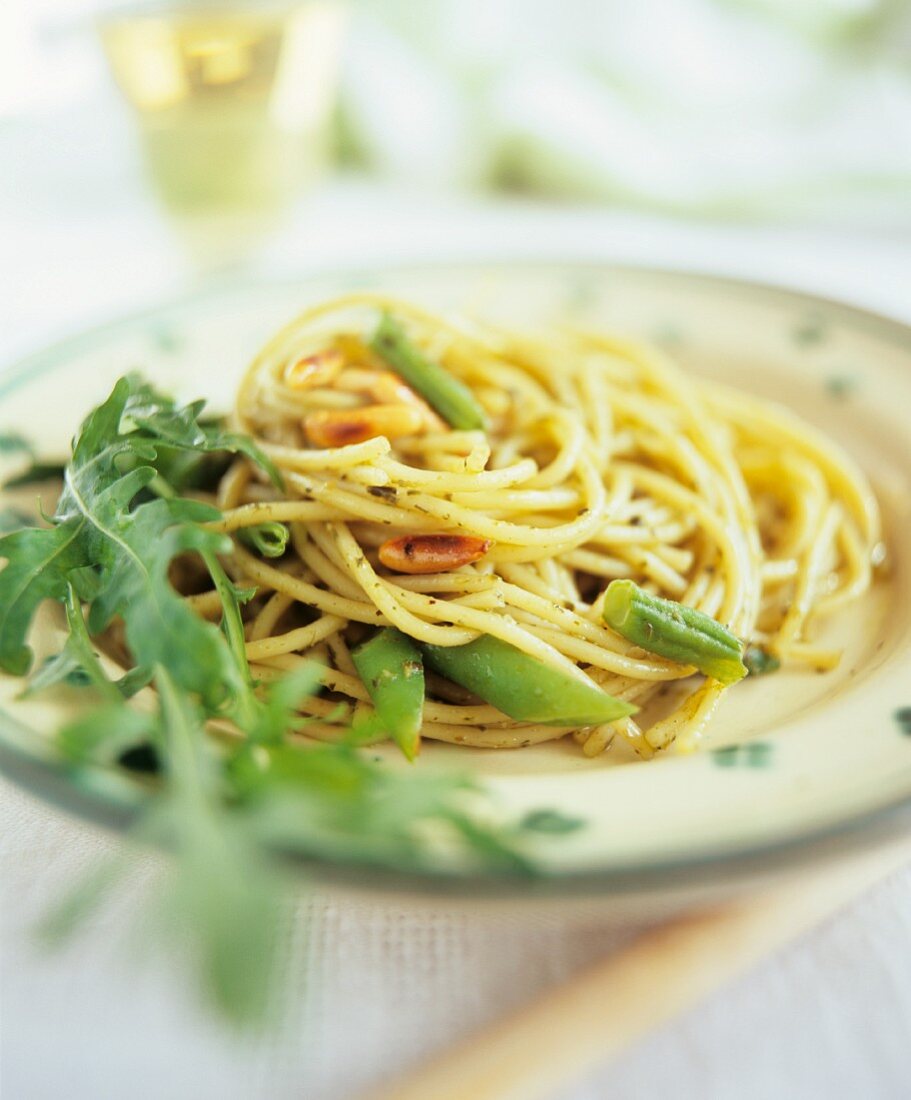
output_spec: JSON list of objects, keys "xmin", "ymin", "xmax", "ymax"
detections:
[{"xmin": 0, "ymin": 374, "xmax": 535, "ymax": 1025}]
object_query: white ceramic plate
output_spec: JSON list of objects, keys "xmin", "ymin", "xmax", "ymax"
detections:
[{"xmin": 1, "ymin": 262, "xmax": 910, "ymax": 894}]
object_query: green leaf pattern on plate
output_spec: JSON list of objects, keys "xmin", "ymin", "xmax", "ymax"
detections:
[
  {"xmin": 711, "ymin": 742, "xmax": 773, "ymax": 768},
  {"xmin": 520, "ymin": 809, "xmax": 587, "ymax": 834},
  {"xmin": 792, "ymin": 315, "xmax": 828, "ymax": 347},
  {"xmin": 825, "ymin": 373, "xmax": 858, "ymax": 400}
]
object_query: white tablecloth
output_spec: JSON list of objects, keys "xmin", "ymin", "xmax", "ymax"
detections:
[{"xmin": 2, "ymin": 181, "xmax": 910, "ymax": 1099}]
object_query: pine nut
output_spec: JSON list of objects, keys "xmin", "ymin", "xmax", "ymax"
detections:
[
  {"xmin": 335, "ymin": 368, "xmax": 445, "ymax": 430},
  {"xmin": 304, "ymin": 404, "xmax": 426, "ymax": 448},
  {"xmin": 378, "ymin": 534, "xmax": 492, "ymax": 574},
  {"xmin": 284, "ymin": 350, "xmax": 344, "ymax": 390}
]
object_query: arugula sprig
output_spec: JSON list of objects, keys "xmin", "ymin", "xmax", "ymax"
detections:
[
  {"xmin": 0, "ymin": 375, "xmax": 537, "ymax": 1024},
  {"xmin": 0, "ymin": 375, "xmax": 272, "ymax": 692}
]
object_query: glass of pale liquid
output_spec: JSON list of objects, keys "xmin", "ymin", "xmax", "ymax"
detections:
[{"xmin": 100, "ymin": 1, "xmax": 347, "ymax": 265}]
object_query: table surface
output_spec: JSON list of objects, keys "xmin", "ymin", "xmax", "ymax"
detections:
[{"xmin": 1, "ymin": 179, "xmax": 910, "ymax": 1100}]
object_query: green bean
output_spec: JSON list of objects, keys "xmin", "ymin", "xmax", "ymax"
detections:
[
  {"xmin": 602, "ymin": 579, "xmax": 746, "ymax": 685},
  {"xmin": 420, "ymin": 635, "xmax": 635, "ymax": 726},
  {"xmin": 352, "ymin": 628, "xmax": 424, "ymax": 760},
  {"xmin": 370, "ymin": 313, "xmax": 487, "ymax": 431},
  {"xmin": 743, "ymin": 645, "xmax": 781, "ymax": 677},
  {"xmin": 237, "ymin": 521, "xmax": 290, "ymax": 559}
]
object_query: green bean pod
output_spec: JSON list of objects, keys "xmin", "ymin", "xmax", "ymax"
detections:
[
  {"xmin": 370, "ymin": 313, "xmax": 488, "ymax": 431},
  {"xmin": 237, "ymin": 521, "xmax": 290, "ymax": 559},
  {"xmin": 420, "ymin": 635, "xmax": 636, "ymax": 727},
  {"xmin": 602, "ymin": 579, "xmax": 747, "ymax": 685},
  {"xmin": 352, "ymin": 628, "xmax": 425, "ymax": 760},
  {"xmin": 743, "ymin": 645, "xmax": 781, "ymax": 677}
]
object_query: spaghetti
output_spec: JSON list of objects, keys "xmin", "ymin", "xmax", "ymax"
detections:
[{"xmin": 206, "ymin": 293, "xmax": 881, "ymax": 756}]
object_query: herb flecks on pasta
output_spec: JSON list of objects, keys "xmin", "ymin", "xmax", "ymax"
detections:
[{"xmin": 221, "ymin": 292, "xmax": 881, "ymax": 755}]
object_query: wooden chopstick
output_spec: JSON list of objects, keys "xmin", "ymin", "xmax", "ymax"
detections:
[{"xmin": 369, "ymin": 835, "xmax": 911, "ymax": 1100}]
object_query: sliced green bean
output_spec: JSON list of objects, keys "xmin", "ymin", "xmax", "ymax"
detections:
[
  {"xmin": 370, "ymin": 313, "xmax": 487, "ymax": 431},
  {"xmin": 602, "ymin": 579, "xmax": 746, "ymax": 685},
  {"xmin": 352, "ymin": 628, "xmax": 424, "ymax": 760},
  {"xmin": 420, "ymin": 635, "xmax": 635, "ymax": 726},
  {"xmin": 743, "ymin": 645, "xmax": 781, "ymax": 677},
  {"xmin": 238, "ymin": 522, "xmax": 290, "ymax": 559}
]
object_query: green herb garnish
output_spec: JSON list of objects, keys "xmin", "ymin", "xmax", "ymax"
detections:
[
  {"xmin": 0, "ymin": 374, "xmax": 532, "ymax": 1025},
  {"xmin": 0, "ymin": 507, "xmax": 34, "ymax": 535}
]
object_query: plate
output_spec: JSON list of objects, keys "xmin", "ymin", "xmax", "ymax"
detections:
[{"xmin": 1, "ymin": 262, "xmax": 910, "ymax": 898}]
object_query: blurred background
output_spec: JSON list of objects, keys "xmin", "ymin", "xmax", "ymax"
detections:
[{"xmin": 1, "ymin": 0, "xmax": 909, "ymax": 356}]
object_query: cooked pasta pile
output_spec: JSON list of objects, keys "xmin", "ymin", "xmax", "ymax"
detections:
[{"xmin": 204, "ymin": 293, "xmax": 881, "ymax": 757}]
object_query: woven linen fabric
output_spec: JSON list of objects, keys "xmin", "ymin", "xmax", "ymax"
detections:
[
  {"xmin": 0, "ymin": 776, "xmax": 647, "ymax": 1099},
  {"xmin": 3, "ymin": 774, "xmax": 911, "ymax": 1100}
]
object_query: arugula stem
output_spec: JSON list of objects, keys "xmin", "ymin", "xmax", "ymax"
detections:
[
  {"xmin": 155, "ymin": 663, "xmax": 208, "ymax": 803},
  {"xmin": 146, "ymin": 472, "xmax": 177, "ymax": 500},
  {"xmin": 146, "ymin": 466, "xmax": 257, "ymax": 709},
  {"xmin": 63, "ymin": 584, "xmax": 123, "ymax": 704},
  {"xmin": 200, "ymin": 549, "xmax": 255, "ymax": 697}
]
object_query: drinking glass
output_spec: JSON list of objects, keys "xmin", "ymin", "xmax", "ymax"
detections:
[{"xmin": 100, "ymin": 1, "xmax": 348, "ymax": 265}]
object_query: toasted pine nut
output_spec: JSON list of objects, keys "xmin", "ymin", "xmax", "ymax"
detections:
[
  {"xmin": 335, "ymin": 368, "xmax": 446, "ymax": 430},
  {"xmin": 284, "ymin": 350, "xmax": 344, "ymax": 390},
  {"xmin": 378, "ymin": 534, "xmax": 492, "ymax": 574},
  {"xmin": 304, "ymin": 404, "xmax": 426, "ymax": 448}
]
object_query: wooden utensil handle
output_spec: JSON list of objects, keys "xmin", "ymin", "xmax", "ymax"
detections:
[{"xmin": 369, "ymin": 837, "xmax": 911, "ymax": 1100}]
